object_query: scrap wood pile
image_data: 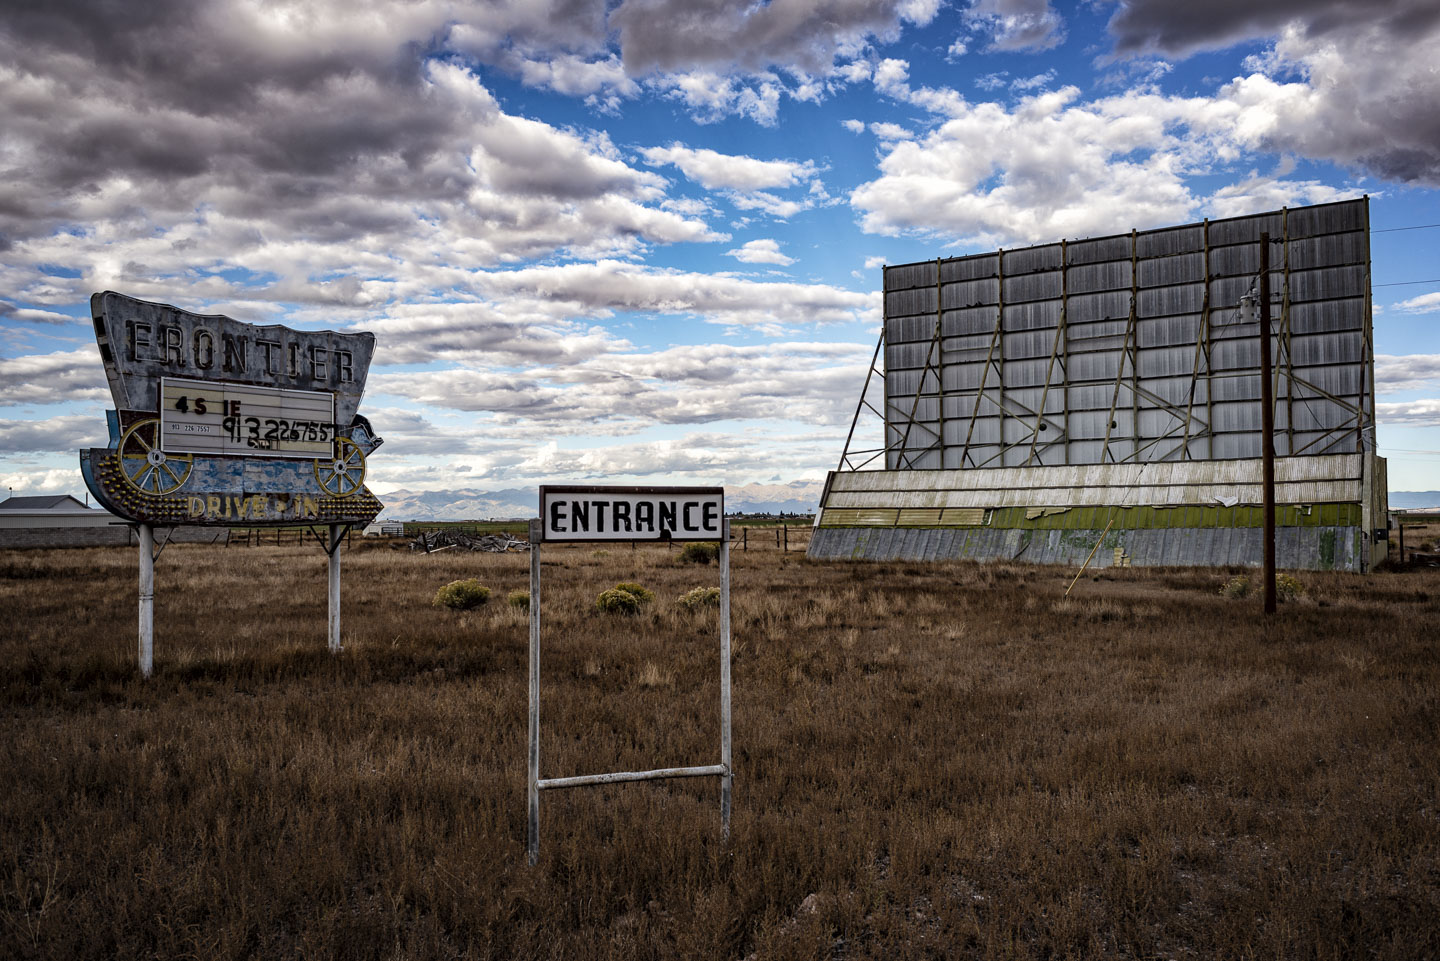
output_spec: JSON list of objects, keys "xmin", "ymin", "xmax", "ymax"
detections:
[{"xmin": 410, "ymin": 530, "xmax": 530, "ymax": 553}]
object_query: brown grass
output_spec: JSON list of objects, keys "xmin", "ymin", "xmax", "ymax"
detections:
[{"xmin": 1, "ymin": 542, "xmax": 1438, "ymax": 959}]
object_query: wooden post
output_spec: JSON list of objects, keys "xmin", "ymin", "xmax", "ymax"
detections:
[
  {"xmin": 138, "ymin": 523, "xmax": 154, "ymax": 678},
  {"xmin": 743, "ymin": 527, "xmax": 747, "ymax": 551},
  {"xmin": 1399, "ymin": 523, "xmax": 1405, "ymax": 564},
  {"xmin": 783, "ymin": 523, "xmax": 788, "ymax": 552},
  {"xmin": 1260, "ymin": 234, "xmax": 1277, "ymax": 615}
]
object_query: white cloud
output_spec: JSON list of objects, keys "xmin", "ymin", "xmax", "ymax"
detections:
[
  {"xmin": 650, "ymin": 71, "xmax": 785, "ymax": 125},
  {"xmin": 1377, "ymin": 398, "xmax": 1440, "ymax": 426},
  {"xmin": 850, "ymin": 85, "xmax": 1203, "ymax": 245},
  {"xmin": 0, "ymin": 349, "xmax": 109, "ymax": 406},
  {"xmin": 474, "ymin": 260, "xmax": 877, "ymax": 329},
  {"xmin": 841, "ymin": 118, "xmax": 866, "ymax": 133},
  {"xmin": 869, "ymin": 122, "xmax": 914, "ymax": 142},
  {"xmin": 375, "ymin": 340, "xmax": 873, "ymax": 434},
  {"xmin": 609, "ymin": 0, "xmax": 941, "ymax": 76},
  {"xmin": 0, "ymin": 467, "xmax": 86, "ymax": 497},
  {"xmin": 0, "ymin": 414, "xmax": 107, "ymax": 453},
  {"xmin": 641, "ymin": 144, "xmax": 816, "ymax": 191},
  {"xmin": 1, "ymin": 306, "xmax": 80, "ymax": 325},
  {"xmin": 1393, "ymin": 294, "xmax": 1440, "ymax": 315},
  {"xmin": 1216, "ymin": 23, "xmax": 1440, "ymax": 184},
  {"xmin": 726, "ymin": 239, "xmax": 795, "ymax": 266},
  {"xmin": 964, "ymin": 0, "xmax": 1066, "ymax": 51},
  {"xmin": 1375, "ymin": 354, "xmax": 1440, "ymax": 392},
  {"xmin": 1204, "ymin": 161, "xmax": 1356, "ymax": 218}
]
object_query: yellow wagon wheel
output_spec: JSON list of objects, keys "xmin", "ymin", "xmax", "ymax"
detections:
[
  {"xmin": 314, "ymin": 437, "xmax": 366, "ymax": 498},
  {"xmin": 118, "ymin": 418, "xmax": 194, "ymax": 495}
]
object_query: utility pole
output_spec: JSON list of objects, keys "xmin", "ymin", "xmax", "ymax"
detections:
[{"xmin": 1259, "ymin": 233, "xmax": 1277, "ymax": 615}]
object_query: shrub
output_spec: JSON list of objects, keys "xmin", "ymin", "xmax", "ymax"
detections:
[
  {"xmin": 679, "ymin": 542, "xmax": 718, "ymax": 565},
  {"xmin": 595, "ymin": 588, "xmax": 642, "ymax": 615},
  {"xmin": 678, "ymin": 586, "xmax": 721, "ymax": 609},
  {"xmin": 1220, "ymin": 572, "xmax": 1305, "ymax": 602},
  {"xmin": 433, "ymin": 579, "xmax": 491, "ymax": 610},
  {"xmin": 614, "ymin": 582, "xmax": 655, "ymax": 603},
  {"xmin": 1276, "ymin": 573, "xmax": 1305, "ymax": 602},
  {"xmin": 507, "ymin": 589, "xmax": 530, "ymax": 611},
  {"xmin": 1219, "ymin": 575, "xmax": 1251, "ymax": 598}
]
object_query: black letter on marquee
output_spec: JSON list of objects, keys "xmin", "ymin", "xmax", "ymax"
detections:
[
  {"xmin": 703, "ymin": 501, "xmax": 718, "ymax": 532},
  {"xmin": 549, "ymin": 499, "xmax": 567, "ymax": 534},
  {"xmin": 222, "ymin": 334, "xmax": 248, "ymax": 373},
  {"xmin": 683, "ymin": 501, "xmax": 698, "ymax": 531},
  {"xmin": 127, "ymin": 321, "xmax": 152, "ymax": 362},
  {"xmin": 613, "ymin": 501, "xmax": 632, "ymax": 532},
  {"xmin": 572, "ymin": 501, "xmax": 589, "ymax": 533},
  {"xmin": 636, "ymin": 501, "xmax": 654, "ymax": 533},
  {"xmin": 659, "ymin": 501, "xmax": 677, "ymax": 532},
  {"xmin": 592, "ymin": 500, "xmax": 609, "ymax": 533}
]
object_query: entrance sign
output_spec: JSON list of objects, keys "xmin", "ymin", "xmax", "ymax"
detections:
[
  {"xmin": 527, "ymin": 486, "xmax": 731, "ymax": 864},
  {"xmin": 77, "ymin": 291, "xmax": 385, "ymax": 676},
  {"xmin": 541, "ymin": 485, "xmax": 724, "ymax": 541}
]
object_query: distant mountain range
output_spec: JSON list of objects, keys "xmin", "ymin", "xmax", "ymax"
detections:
[
  {"xmin": 374, "ymin": 483, "xmax": 1440, "ymax": 520},
  {"xmin": 1391, "ymin": 491, "xmax": 1440, "ymax": 510},
  {"xmin": 374, "ymin": 479, "xmax": 826, "ymax": 521}
]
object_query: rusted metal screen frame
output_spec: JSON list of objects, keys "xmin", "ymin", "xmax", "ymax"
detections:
[{"xmin": 526, "ymin": 517, "xmax": 732, "ymax": 865}]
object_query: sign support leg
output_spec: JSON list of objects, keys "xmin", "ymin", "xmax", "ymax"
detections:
[
  {"xmin": 138, "ymin": 523, "xmax": 154, "ymax": 678},
  {"xmin": 720, "ymin": 518, "xmax": 732, "ymax": 840},
  {"xmin": 327, "ymin": 524, "xmax": 344, "ymax": 653},
  {"xmin": 527, "ymin": 518, "xmax": 542, "ymax": 865}
]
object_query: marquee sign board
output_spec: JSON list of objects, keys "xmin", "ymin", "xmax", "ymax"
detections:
[
  {"xmin": 159, "ymin": 377, "xmax": 336, "ymax": 459},
  {"xmin": 539, "ymin": 486, "xmax": 725, "ymax": 542},
  {"xmin": 80, "ymin": 292, "xmax": 384, "ymax": 527}
]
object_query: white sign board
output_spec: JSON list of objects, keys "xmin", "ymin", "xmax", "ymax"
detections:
[
  {"xmin": 540, "ymin": 486, "xmax": 724, "ymax": 542},
  {"xmin": 159, "ymin": 376, "xmax": 335, "ymax": 459}
]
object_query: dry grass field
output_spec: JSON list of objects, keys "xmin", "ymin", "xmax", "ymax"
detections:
[{"xmin": 2, "ymin": 537, "xmax": 1438, "ymax": 960}]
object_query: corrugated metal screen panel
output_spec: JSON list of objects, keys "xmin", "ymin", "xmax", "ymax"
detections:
[
  {"xmin": 1136, "ymin": 225, "xmax": 1204, "ymax": 257},
  {"xmin": 942, "ymin": 278, "xmax": 1000, "ymax": 308},
  {"xmin": 941, "ymin": 254, "xmax": 998, "ymax": 282}
]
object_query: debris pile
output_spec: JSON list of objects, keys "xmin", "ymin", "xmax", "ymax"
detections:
[{"xmin": 411, "ymin": 530, "xmax": 530, "ymax": 553}]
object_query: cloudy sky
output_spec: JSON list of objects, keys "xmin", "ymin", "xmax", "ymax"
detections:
[{"xmin": 3, "ymin": 0, "xmax": 1440, "ymax": 500}]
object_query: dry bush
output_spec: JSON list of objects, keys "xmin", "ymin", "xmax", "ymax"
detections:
[
  {"xmin": 1220, "ymin": 573, "xmax": 1252, "ymax": 597},
  {"xmin": 678, "ymin": 586, "xmax": 720, "ymax": 609},
  {"xmin": 679, "ymin": 542, "xmax": 717, "ymax": 565},
  {"xmin": 613, "ymin": 581, "xmax": 655, "ymax": 603},
  {"xmin": 507, "ymin": 589, "xmax": 530, "ymax": 611},
  {"xmin": 433, "ymin": 578, "xmax": 491, "ymax": 609},
  {"xmin": 595, "ymin": 587, "xmax": 642, "ymax": 615},
  {"xmin": 1, "ymin": 541, "xmax": 1438, "ymax": 960}
]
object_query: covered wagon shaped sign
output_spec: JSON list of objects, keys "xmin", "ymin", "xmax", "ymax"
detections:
[
  {"xmin": 78, "ymin": 291, "xmax": 386, "ymax": 676},
  {"xmin": 80, "ymin": 291, "xmax": 384, "ymax": 526}
]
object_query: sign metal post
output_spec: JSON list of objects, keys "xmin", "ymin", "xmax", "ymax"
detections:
[
  {"xmin": 138, "ymin": 523, "xmax": 154, "ymax": 678},
  {"xmin": 527, "ymin": 487, "xmax": 731, "ymax": 865}
]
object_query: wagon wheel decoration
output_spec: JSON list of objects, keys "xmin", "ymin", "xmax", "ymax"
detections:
[
  {"xmin": 314, "ymin": 437, "xmax": 366, "ymax": 498},
  {"xmin": 117, "ymin": 418, "xmax": 194, "ymax": 495}
]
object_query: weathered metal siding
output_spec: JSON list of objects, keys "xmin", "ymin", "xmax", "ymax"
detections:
[
  {"xmin": 809, "ymin": 453, "xmax": 1386, "ymax": 571},
  {"xmin": 822, "ymin": 454, "xmax": 1360, "ymax": 508},
  {"xmin": 808, "ymin": 525, "xmax": 1360, "ymax": 571},
  {"xmin": 881, "ymin": 198, "xmax": 1374, "ymax": 471}
]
